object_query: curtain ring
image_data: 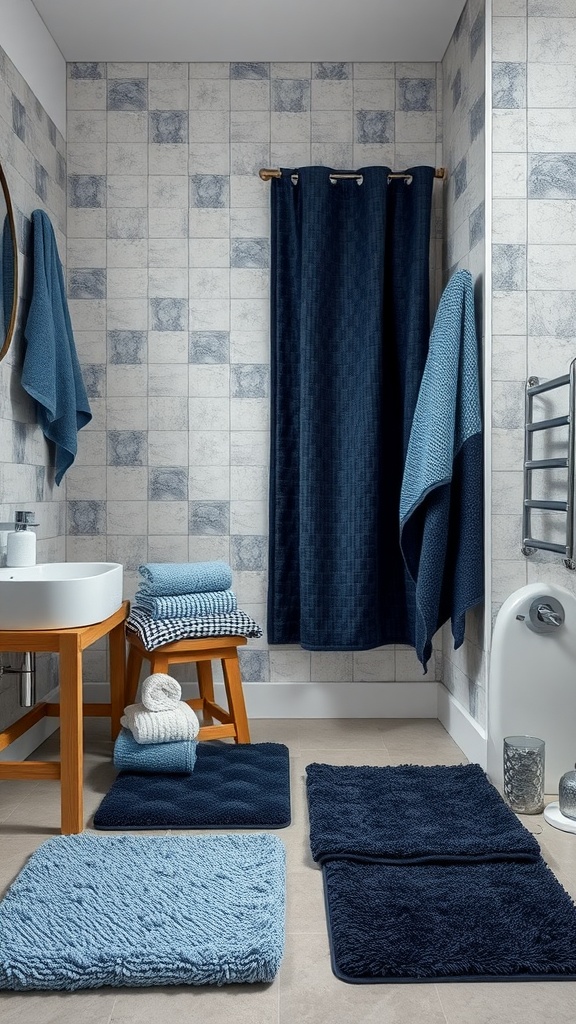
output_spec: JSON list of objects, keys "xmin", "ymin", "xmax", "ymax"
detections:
[
  {"xmin": 329, "ymin": 176, "xmax": 338, "ymax": 185},
  {"xmin": 290, "ymin": 173, "xmax": 298, "ymax": 186},
  {"xmin": 356, "ymin": 175, "xmax": 363, "ymax": 186}
]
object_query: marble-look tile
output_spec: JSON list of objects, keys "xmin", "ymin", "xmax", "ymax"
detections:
[
  {"xmin": 189, "ymin": 174, "xmax": 229, "ymax": 208},
  {"xmin": 67, "ymin": 78, "xmax": 107, "ymax": 110},
  {"xmin": 148, "ymin": 78, "xmax": 188, "ymax": 109},
  {"xmin": 313, "ymin": 62, "xmax": 352, "ymax": 79},
  {"xmin": 230, "ymin": 364, "xmax": 269, "ymax": 398},
  {"xmin": 528, "ymin": 244, "xmax": 576, "ymax": 290},
  {"xmin": 311, "ymin": 80, "xmax": 353, "ymax": 110},
  {"xmin": 148, "ymin": 143, "xmax": 188, "ymax": 174},
  {"xmin": 149, "ymin": 467, "xmax": 188, "ymax": 501},
  {"xmin": 189, "ymin": 79, "xmax": 230, "ymax": 110},
  {"xmin": 231, "ymin": 110, "xmax": 269, "ymax": 144},
  {"xmin": 107, "ymin": 79, "xmax": 147, "ymax": 111},
  {"xmin": 230, "ymin": 62, "xmax": 270, "ymax": 79},
  {"xmin": 106, "ymin": 397, "xmax": 147, "ymax": 430},
  {"xmin": 469, "ymin": 93, "xmax": 485, "ymax": 142},
  {"xmin": 527, "ymin": 62, "xmax": 576, "ymax": 109},
  {"xmin": 69, "ymin": 61, "xmax": 106, "ymax": 79},
  {"xmin": 528, "ymin": 290, "xmax": 576, "ymax": 338},
  {"xmin": 189, "ymin": 430, "xmax": 229, "ymax": 465},
  {"xmin": 149, "ymin": 364, "xmax": 189, "ymax": 397},
  {"xmin": 310, "ymin": 652, "xmax": 354, "ymax": 682},
  {"xmin": 107, "ymin": 111, "xmax": 148, "ymax": 142},
  {"xmin": 469, "ymin": 201, "xmax": 485, "ymax": 249},
  {"xmin": 453, "ymin": 156, "xmax": 467, "ymax": 199},
  {"xmin": 492, "ymin": 109, "xmax": 527, "ymax": 152},
  {"xmin": 189, "ymin": 500, "xmax": 230, "ymax": 535},
  {"xmin": 108, "ymin": 267, "xmax": 148, "ymax": 299},
  {"xmin": 67, "ymin": 499, "xmax": 106, "ymax": 535},
  {"xmin": 492, "ymin": 243, "xmax": 526, "ymax": 290},
  {"xmin": 108, "ymin": 330, "xmax": 147, "ymax": 364},
  {"xmin": 492, "ymin": 381, "xmax": 525, "ymax": 429},
  {"xmin": 107, "ymin": 430, "xmax": 147, "ymax": 466},
  {"xmin": 528, "ymin": 109, "xmax": 576, "ymax": 153},
  {"xmin": 451, "ymin": 68, "xmax": 462, "ymax": 110},
  {"xmin": 148, "ymin": 501, "xmax": 189, "ymax": 534},
  {"xmin": 106, "ymin": 175, "xmax": 148, "ymax": 208},
  {"xmin": 528, "ymin": 16, "xmax": 576, "ymax": 63},
  {"xmin": 230, "ymin": 81, "xmax": 270, "ymax": 110},
  {"xmin": 148, "ymin": 174, "xmax": 188, "ymax": 208},
  {"xmin": 230, "ymin": 238, "xmax": 269, "ymax": 268},
  {"xmin": 230, "ymin": 534, "xmax": 267, "ymax": 571},
  {"xmin": 397, "ymin": 78, "xmax": 436, "ymax": 111},
  {"xmin": 355, "ymin": 110, "xmax": 394, "ymax": 144},
  {"xmin": 82, "ymin": 364, "xmax": 106, "ymax": 398},
  {"xmin": 68, "ymin": 268, "xmax": 106, "ymax": 299},
  {"xmin": 528, "ymin": 199, "xmax": 576, "ymax": 245},
  {"xmin": 271, "ymin": 80, "xmax": 310, "ymax": 112},
  {"xmin": 269, "ymin": 649, "xmax": 311, "ymax": 683},
  {"xmin": 189, "ymin": 465, "xmax": 230, "ymax": 501},
  {"xmin": 148, "ymin": 430, "xmax": 188, "ymax": 466},
  {"xmin": 493, "ymin": 62, "xmax": 526, "ymax": 108},
  {"xmin": 238, "ymin": 649, "xmax": 269, "ymax": 682},
  {"xmin": 149, "ymin": 110, "xmax": 188, "ymax": 143},
  {"xmin": 188, "ymin": 331, "xmax": 230, "ymax": 363},
  {"xmin": 68, "ymin": 174, "xmax": 106, "ymax": 208},
  {"xmin": 107, "ymin": 208, "xmax": 148, "ymax": 239},
  {"xmin": 150, "ymin": 297, "xmax": 188, "ymax": 331},
  {"xmin": 107, "ymin": 142, "xmax": 148, "ymax": 175}
]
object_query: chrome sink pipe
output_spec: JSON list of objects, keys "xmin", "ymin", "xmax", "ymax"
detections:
[{"xmin": 0, "ymin": 651, "xmax": 36, "ymax": 707}]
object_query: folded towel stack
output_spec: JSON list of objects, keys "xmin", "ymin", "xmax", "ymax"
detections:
[
  {"xmin": 134, "ymin": 560, "xmax": 237, "ymax": 621},
  {"xmin": 115, "ymin": 672, "xmax": 200, "ymax": 774}
]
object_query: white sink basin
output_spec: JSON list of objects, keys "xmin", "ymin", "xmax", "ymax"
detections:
[{"xmin": 0, "ymin": 562, "xmax": 123, "ymax": 630}]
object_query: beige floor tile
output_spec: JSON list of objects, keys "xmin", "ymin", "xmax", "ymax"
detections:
[
  {"xmin": 110, "ymin": 981, "xmax": 279, "ymax": 1023},
  {"xmin": 297, "ymin": 718, "xmax": 389, "ymax": 749},
  {"xmin": 0, "ymin": 989, "xmax": 118, "ymax": 1024},
  {"xmin": 437, "ymin": 981, "xmax": 576, "ymax": 1023},
  {"xmin": 285, "ymin": 867, "xmax": 325, "ymax": 934},
  {"xmin": 248, "ymin": 718, "xmax": 303, "ymax": 750},
  {"xmin": 278, "ymin": 932, "xmax": 448, "ymax": 1024}
]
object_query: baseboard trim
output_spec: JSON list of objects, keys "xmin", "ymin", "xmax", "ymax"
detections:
[
  {"xmin": 84, "ymin": 680, "xmax": 440, "ymax": 718},
  {"xmin": 0, "ymin": 716, "xmax": 60, "ymax": 762},
  {"xmin": 437, "ymin": 686, "xmax": 487, "ymax": 767}
]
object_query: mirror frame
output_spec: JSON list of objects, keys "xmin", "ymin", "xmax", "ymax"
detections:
[{"xmin": 0, "ymin": 161, "xmax": 19, "ymax": 362}]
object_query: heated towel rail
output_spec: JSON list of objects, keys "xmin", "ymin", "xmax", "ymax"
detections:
[{"xmin": 522, "ymin": 359, "xmax": 576, "ymax": 570}]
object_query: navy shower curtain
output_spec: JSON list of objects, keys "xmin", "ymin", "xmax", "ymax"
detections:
[{"xmin": 267, "ymin": 165, "xmax": 435, "ymax": 650}]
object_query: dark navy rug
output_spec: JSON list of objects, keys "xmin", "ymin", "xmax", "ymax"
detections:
[
  {"xmin": 94, "ymin": 742, "xmax": 290, "ymax": 830},
  {"xmin": 306, "ymin": 762, "xmax": 576, "ymax": 983}
]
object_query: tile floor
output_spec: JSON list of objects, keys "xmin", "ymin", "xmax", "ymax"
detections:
[{"xmin": 1, "ymin": 717, "xmax": 576, "ymax": 1022}]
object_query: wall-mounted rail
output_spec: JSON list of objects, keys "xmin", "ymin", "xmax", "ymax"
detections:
[{"xmin": 522, "ymin": 360, "xmax": 576, "ymax": 570}]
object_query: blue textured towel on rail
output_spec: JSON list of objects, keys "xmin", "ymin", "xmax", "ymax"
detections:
[
  {"xmin": 113, "ymin": 728, "xmax": 197, "ymax": 774},
  {"xmin": 399, "ymin": 269, "xmax": 483, "ymax": 671},
  {"xmin": 134, "ymin": 588, "xmax": 237, "ymax": 620},
  {"xmin": 138, "ymin": 561, "xmax": 232, "ymax": 597},
  {"xmin": 21, "ymin": 210, "xmax": 92, "ymax": 485}
]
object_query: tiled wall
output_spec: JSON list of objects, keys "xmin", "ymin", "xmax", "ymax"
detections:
[
  {"xmin": 65, "ymin": 59, "xmax": 445, "ymax": 691},
  {"xmin": 492, "ymin": 1, "xmax": 576, "ymax": 616},
  {"xmin": 0, "ymin": 43, "xmax": 67, "ymax": 730},
  {"xmin": 440, "ymin": 0, "xmax": 487, "ymax": 726}
]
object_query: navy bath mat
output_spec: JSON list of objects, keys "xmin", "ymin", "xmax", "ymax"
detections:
[
  {"xmin": 93, "ymin": 741, "xmax": 291, "ymax": 830},
  {"xmin": 306, "ymin": 762, "xmax": 576, "ymax": 983}
]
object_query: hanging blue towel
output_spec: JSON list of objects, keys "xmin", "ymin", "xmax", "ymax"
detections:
[
  {"xmin": 113, "ymin": 728, "xmax": 197, "ymax": 774},
  {"xmin": 138, "ymin": 561, "xmax": 233, "ymax": 597},
  {"xmin": 399, "ymin": 269, "xmax": 483, "ymax": 671},
  {"xmin": 21, "ymin": 210, "xmax": 91, "ymax": 485}
]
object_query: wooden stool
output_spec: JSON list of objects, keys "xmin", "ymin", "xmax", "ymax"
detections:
[{"xmin": 125, "ymin": 632, "xmax": 251, "ymax": 743}]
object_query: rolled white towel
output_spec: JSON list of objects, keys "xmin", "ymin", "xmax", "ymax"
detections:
[
  {"xmin": 121, "ymin": 701, "xmax": 200, "ymax": 745},
  {"xmin": 140, "ymin": 672, "xmax": 181, "ymax": 711}
]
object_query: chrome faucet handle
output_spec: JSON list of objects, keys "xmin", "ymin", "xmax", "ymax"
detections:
[
  {"xmin": 14, "ymin": 510, "xmax": 38, "ymax": 530},
  {"xmin": 537, "ymin": 604, "xmax": 562, "ymax": 627}
]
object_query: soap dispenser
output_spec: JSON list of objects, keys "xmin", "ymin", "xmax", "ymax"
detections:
[{"xmin": 6, "ymin": 511, "xmax": 38, "ymax": 567}]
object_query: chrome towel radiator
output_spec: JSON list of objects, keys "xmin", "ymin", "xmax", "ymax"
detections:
[{"xmin": 522, "ymin": 359, "xmax": 576, "ymax": 570}]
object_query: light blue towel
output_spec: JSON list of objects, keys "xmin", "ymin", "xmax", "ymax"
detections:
[
  {"xmin": 138, "ymin": 561, "xmax": 233, "ymax": 597},
  {"xmin": 134, "ymin": 588, "xmax": 238, "ymax": 620},
  {"xmin": 113, "ymin": 727, "xmax": 197, "ymax": 774},
  {"xmin": 21, "ymin": 210, "xmax": 91, "ymax": 485},
  {"xmin": 399, "ymin": 269, "xmax": 483, "ymax": 671}
]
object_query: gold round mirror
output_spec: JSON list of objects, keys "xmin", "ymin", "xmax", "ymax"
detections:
[{"xmin": 0, "ymin": 162, "xmax": 18, "ymax": 362}]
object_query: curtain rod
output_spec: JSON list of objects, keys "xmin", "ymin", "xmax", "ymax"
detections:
[{"xmin": 259, "ymin": 167, "xmax": 446, "ymax": 182}]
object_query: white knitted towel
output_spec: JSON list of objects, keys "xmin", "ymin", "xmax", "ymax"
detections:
[
  {"xmin": 121, "ymin": 701, "xmax": 200, "ymax": 745},
  {"xmin": 140, "ymin": 672, "xmax": 181, "ymax": 711}
]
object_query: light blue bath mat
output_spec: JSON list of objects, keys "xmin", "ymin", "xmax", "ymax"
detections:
[{"xmin": 0, "ymin": 833, "xmax": 285, "ymax": 991}]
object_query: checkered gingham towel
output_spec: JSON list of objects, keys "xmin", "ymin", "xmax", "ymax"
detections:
[{"xmin": 127, "ymin": 606, "xmax": 263, "ymax": 651}]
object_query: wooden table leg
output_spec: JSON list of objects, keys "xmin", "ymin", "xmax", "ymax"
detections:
[
  {"xmin": 222, "ymin": 652, "xmax": 251, "ymax": 744},
  {"xmin": 59, "ymin": 632, "xmax": 84, "ymax": 835},
  {"xmin": 109, "ymin": 621, "xmax": 127, "ymax": 740}
]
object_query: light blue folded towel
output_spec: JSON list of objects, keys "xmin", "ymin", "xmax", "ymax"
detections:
[
  {"xmin": 138, "ymin": 561, "xmax": 233, "ymax": 597},
  {"xmin": 21, "ymin": 210, "xmax": 92, "ymax": 485},
  {"xmin": 134, "ymin": 588, "xmax": 238, "ymax": 620},
  {"xmin": 113, "ymin": 728, "xmax": 197, "ymax": 774}
]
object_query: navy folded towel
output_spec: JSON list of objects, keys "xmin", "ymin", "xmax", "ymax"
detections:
[
  {"xmin": 21, "ymin": 210, "xmax": 92, "ymax": 485},
  {"xmin": 113, "ymin": 728, "xmax": 197, "ymax": 774},
  {"xmin": 138, "ymin": 561, "xmax": 233, "ymax": 597}
]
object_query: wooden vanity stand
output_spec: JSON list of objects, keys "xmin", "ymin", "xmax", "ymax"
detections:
[{"xmin": 0, "ymin": 601, "xmax": 129, "ymax": 835}]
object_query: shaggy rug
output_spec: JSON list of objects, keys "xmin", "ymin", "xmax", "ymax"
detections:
[
  {"xmin": 0, "ymin": 833, "xmax": 285, "ymax": 990},
  {"xmin": 94, "ymin": 742, "xmax": 290, "ymax": 830},
  {"xmin": 306, "ymin": 762, "xmax": 576, "ymax": 983}
]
